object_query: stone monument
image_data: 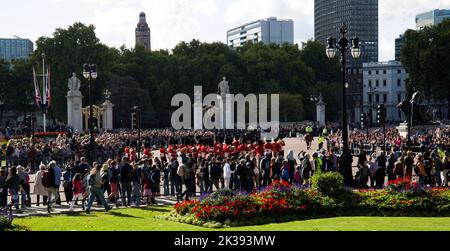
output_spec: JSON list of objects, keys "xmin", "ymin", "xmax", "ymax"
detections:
[
  {"xmin": 217, "ymin": 76, "xmax": 232, "ymax": 129},
  {"xmin": 66, "ymin": 73, "xmax": 83, "ymax": 132},
  {"xmin": 102, "ymin": 89, "xmax": 114, "ymax": 130},
  {"xmin": 316, "ymin": 94, "xmax": 326, "ymax": 127}
]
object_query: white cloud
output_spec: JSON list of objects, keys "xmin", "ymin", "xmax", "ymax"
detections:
[{"xmin": 2, "ymin": 0, "xmax": 448, "ymax": 61}]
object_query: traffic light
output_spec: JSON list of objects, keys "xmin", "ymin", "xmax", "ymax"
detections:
[
  {"xmin": 377, "ymin": 104, "xmax": 386, "ymax": 126},
  {"xmin": 131, "ymin": 106, "xmax": 140, "ymax": 129},
  {"xmin": 360, "ymin": 113, "xmax": 366, "ymax": 129},
  {"xmin": 131, "ymin": 112, "xmax": 137, "ymax": 129}
]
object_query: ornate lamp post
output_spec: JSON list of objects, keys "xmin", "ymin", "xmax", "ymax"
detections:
[
  {"xmin": 83, "ymin": 63, "xmax": 97, "ymax": 162},
  {"xmin": 326, "ymin": 23, "xmax": 361, "ymax": 186}
]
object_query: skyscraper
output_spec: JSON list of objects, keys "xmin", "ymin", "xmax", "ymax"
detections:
[
  {"xmin": 135, "ymin": 12, "xmax": 151, "ymax": 50},
  {"xmin": 227, "ymin": 17, "xmax": 294, "ymax": 48},
  {"xmin": 314, "ymin": 0, "xmax": 379, "ymax": 123},
  {"xmin": 314, "ymin": 0, "xmax": 378, "ymax": 67},
  {"xmin": 395, "ymin": 34, "xmax": 405, "ymax": 62},
  {"xmin": 416, "ymin": 9, "xmax": 450, "ymax": 29}
]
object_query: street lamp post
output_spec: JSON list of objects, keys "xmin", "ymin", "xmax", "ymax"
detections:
[
  {"xmin": 408, "ymin": 90, "xmax": 420, "ymax": 147},
  {"xmin": 26, "ymin": 114, "xmax": 36, "ymax": 172},
  {"xmin": 326, "ymin": 23, "xmax": 361, "ymax": 186},
  {"xmin": 310, "ymin": 95, "xmax": 319, "ymax": 127},
  {"xmin": 132, "ymin": 106, "xmax": 141, "ymax": 160},
  {"xmin": 83, "ymin": 63, "xmax": 98, "ymax": 162}
]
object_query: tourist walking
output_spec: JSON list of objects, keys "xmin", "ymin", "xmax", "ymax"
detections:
[
  {"xmin": 44, "ymin": 161, "xmax": 59, "ymax": 213},
  {"xmin": 33, "ymin": 164, "xmax": 48, "ymax": 206},
  {"xmin": 6, "ymin": 166, "xmax": 21, "ymax": 213},
  {"xmin": 70, "ymin": 173, "xmax": 84, "ymax": 211},
  {"xmin": 130, "ymin": 162, "xmax": 141, "ymax": 206},
  {"xmin": 107, "ymin": 160, "xmax": 120, "ymax": 204},
  {"xmin": 301, "ymin": 154, "xmax": 312, "ymax": 187},
  {"xmin": 85, "ymin": 164, "xmax": 112, "ymax": 214},
  {"xmin": 119, "ymin": 157, "xmax": 133, "ymax": 206}
]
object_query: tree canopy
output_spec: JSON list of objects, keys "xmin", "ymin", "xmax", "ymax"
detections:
[
  {"xmin": 401, "ymin": 19, "xmax": 450, "ymax": 106},
  {"xmin": 1, "ymin": 22, "xmax": 343, "ymax": 128}
]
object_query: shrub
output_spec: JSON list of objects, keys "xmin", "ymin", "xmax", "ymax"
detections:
[
  {"xmin": 0, "ymin": 209, "xmax": 13, "ymax": 231},
  {"xmin": 311, "ymin": 172, "xmax": 344, "ymax": 197}
]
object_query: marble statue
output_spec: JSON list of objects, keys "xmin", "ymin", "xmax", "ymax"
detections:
[
  {"xmin": 68, "ymin": 73, "xmax": 81, "ymax": 93},
  {"xmin": 218, "ymin": 76, "xmax": 230, "ymax": 97}
]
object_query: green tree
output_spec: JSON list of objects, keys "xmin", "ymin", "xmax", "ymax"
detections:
[
  {"xmin": 279, "ymin": 93, "xmax": 304, "ymax": 122},
  {"xmin": 106, "ymin": 75, "xmax": 156, "ymax": 128},
  {"xmin": 300, "ymin": 40, "xmax": 340, "ymax": 83},
  {"xmin": 33, "ymin": 22, "xmax": 120, "ymax": 121},
  {"xmin": 3, "ymin": 60, "xmax": 34, "ymax": 114},
  {"xmin": 401, "ymin": 19, "xmax": 450, "ymax": 116}
]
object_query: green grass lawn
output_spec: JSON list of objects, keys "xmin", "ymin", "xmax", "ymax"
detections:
[{"xmin": 13, "ymin": 206, "xmax": 450, "ymax": 231}]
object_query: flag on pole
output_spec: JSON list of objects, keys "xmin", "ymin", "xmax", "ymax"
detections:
[
  {"xmin": 33, "ymin": 67, "xmax": 41, "ymax": 107},
  {"xmin": 46, "ymin": 65, "xmax": 51, "ymax": 108}
]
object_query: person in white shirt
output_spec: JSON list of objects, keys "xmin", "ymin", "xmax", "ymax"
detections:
[{"xmin": 223, "ymin": 158, "xmax": 235, "ymax": 190}]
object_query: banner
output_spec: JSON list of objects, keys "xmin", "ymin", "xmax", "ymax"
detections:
[{"xmin": 33, "ymin": 67, "xmax": 41, "ymax": 107}]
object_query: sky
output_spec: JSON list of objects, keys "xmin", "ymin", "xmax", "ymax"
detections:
[{"xmin": 0, "ymin": 0, "xmax": 449, "ymax": 61}]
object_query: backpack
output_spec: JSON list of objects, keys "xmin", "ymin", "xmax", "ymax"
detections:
[
  {"xmin": 42, "ymin": 171, "xmax": 53, "ymax": 188},
  {"xmin": 281, "ymin": 167, "xmax": 290, "ymax": 181},
  {"xmin": 88, "ymin": 174, "xmax": 96, "ymax": 186},
  {"xmin": 150, "ymin": 169, "xmax": 161, "ymax": 183}
]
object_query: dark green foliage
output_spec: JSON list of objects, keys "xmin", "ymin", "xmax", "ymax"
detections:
[
  {"xmin": 401, "ymin": 19, "xmax": 450, "ymax": 115},
  {"xmin": 1, "ymin": 23, "xmax": 343, "ymax": 127},
  {"xmin": 311, "ymin": 172, "xmax": 345, "ymax": 197}
]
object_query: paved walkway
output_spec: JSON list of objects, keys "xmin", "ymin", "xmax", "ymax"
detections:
[
  {"xmin": 7, "ymin": 137, "xmax": 361, "ymax": 218},
  {"xmin": 9, "ymin": 196, "xmax": 178, "ymax": 218}
]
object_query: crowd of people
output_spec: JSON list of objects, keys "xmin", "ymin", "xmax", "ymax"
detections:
[{"xmin": 1, "ymin": 123, "xmax": 450, "ymax": 214}]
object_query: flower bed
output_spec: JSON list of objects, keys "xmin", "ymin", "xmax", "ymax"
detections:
[{"xmin": 159, "ymin": 179, "xmax": 450, "ymax": 228}]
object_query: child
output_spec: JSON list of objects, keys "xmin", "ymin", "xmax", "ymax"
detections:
[
  {"xmin": 294, "ymin": 166, "xmax": 302, "ymax": 186},
  {"xmin": 70, "ymin": 173, "xmax": 84, "ymax": 211},
  {"xmin": 143, "ymin": 174, "xmax": 155, "ymax": 205}
]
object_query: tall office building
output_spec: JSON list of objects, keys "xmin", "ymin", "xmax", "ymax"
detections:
[
  {"xmin": 0, "ymin": 38, "xmax": 33, "ymax": 62},
  {"xmin": 315, "ymin": 0, "xmax": 378, "ymax": 67},
  {"xmin": 416, "ymin": 9, "xmax": 450, "ymax": 29},
  {"xmin": 227, "ymin": 17, "xmax": 293, "ymax": 48},
  {"xmin": 395, "ymin": 34, "xmax": 405, "ymax": 62},
  {"xmin": 314, "ymin": 0, "xmax": 379, "ymax": 123},
  {"xmin": 135, "ymin": 12, "xmax": 151, "ymax": 50}
]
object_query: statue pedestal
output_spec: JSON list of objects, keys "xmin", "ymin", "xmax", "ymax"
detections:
[
  {"xmin": 66, "ymin": 91, "xmax": 83, "ymax": 132},
  {"xmin": 396, "ymin": 123, "xmax": 409, "ymax": 138},
  {"xmin": 316, "ymin": 100, "xmax": 326, "ymax": 127},
  {"xmin": 102, "ymin": 100, "xmax": 114, "ymax": 130}
]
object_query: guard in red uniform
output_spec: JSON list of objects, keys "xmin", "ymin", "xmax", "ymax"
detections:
[
  {"xmin": 255, "ymin": 141, "xmax": 264, "ymax": 157},
  {"xmin": 272, "ymin": 139, "xmax": 282, "ymax": 156},
  {"xmin": 264, "ymin": 139, "xmax": 273, "ymax": 156},
  {"xmin": 159, "ymin": 147, "xmax": 167, "ymax": 163},
  {"xmin": 222, "ymin": 143, "xmax": 230, "ymax": 158}
]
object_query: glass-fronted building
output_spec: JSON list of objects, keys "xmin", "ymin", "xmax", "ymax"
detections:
[
  {"xmin": 227, "ymin": 17, "xmax": 294, "ymax": 48},
  {"xmin": 314, "ymin": 0, "xmax": 378, "ymax": 68},
  {"xmin": 0, "ymin": 38, "xmax": 34, "ymax": 62},
  {"xmin": 395, "ymin": 34, "xmax": 405, "ymax": 62},
  {"xmin": 416, "ymin": 9, "xmax": 450, "ymax": 29}
]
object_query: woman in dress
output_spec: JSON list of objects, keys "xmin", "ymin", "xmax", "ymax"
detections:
[{"xmin": 33, "ymin": 164, "xmax": 48, "ymax": 206}]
